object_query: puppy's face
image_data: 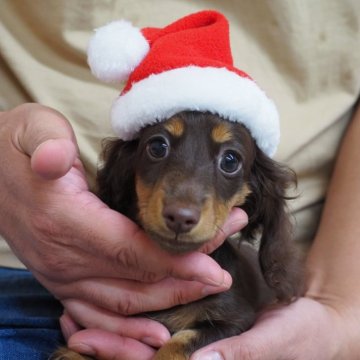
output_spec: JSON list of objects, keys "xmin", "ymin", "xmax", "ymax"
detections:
[{"xmin": 134, "ymin": 112, "xmax": 256, "ymax": 253}]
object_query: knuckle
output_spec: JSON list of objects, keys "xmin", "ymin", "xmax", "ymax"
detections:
[
  {"xmin": 25, "ymin": 103, "xmax": 62, "ymax": 122},
  {"xmin": 231, "ymin": 342, "xmax": 262, "ymax": 360},
  {"xmin": 171, "ymin": 288, "xmax": 189, "ymax": 306},
  {"xmin": 141, "ymin": 270, "xmax": 159, "ymax": 283},
  {"xmin": 15, "ymin": 103, "xmax": 39, "ymax": 114},
  {"xmin": 16, "ymin": 104, "xmax": 73, "ymax": 150},
  {"xmin": 15, "ymin": 104, "xmax": 59, "ymax": 129},
  {"xmin": 116, "ymin": 293, "xmax": 138, "ymax": 316},
  {"xmin": 115, "ymin": 245, "xmax": 139, "ymax": 270}
]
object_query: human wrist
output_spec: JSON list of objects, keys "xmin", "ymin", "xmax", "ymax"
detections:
[{"xmin": 305, "ymin": 258, "xmax": 360, "ymax": 360}]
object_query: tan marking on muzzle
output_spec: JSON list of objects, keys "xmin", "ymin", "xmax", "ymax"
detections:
[
  {"xmin": 136, "ymin": 176, "xmax": 216, "ymax": 248},
  {"xmin": 136, "ymin": 178, "xmax": 251, "ymax": 251},
  {"xmin": 213, "ymin": 183, "xmax": 251, "ymax": 233},
  {"xmin": 136, "ymin": 177, "xmax": 168, "ymax": 235}
]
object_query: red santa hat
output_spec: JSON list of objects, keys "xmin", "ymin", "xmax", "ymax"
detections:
[{"xmin": 87, "ymin": 10, "xmax": 280, "ymax": 157}]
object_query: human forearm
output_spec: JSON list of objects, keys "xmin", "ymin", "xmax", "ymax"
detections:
[{"xmin": 306, "ymin": 102, "xmax": 360, "ymax": 303}]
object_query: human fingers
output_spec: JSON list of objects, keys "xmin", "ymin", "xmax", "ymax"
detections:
[
  {"xmin": 60, "ymin": 312, "xmax": 82, "ymax": 341},
  {"xmin": 8, "ymin": 103, "xmax": 79, "ymax": 179},
  {"xmin": 68, "ymin": 329, "xmax": 156, "ymax": 360},
  {"xmin": 62, "ymin": 299, "xmax": 170, "ymax": 347},
  {"xmin": 199, "ymin": 207, "xmax": 248, "ymax": 254},
  {"xmin": 60, "ymin": 274, "xmax": 231, "ymax": 316},
  {"xmin": 21, "ymin": 191, "xmax": 231, "ymax": 315},
  {"xmin": 56, "ymin": 207, "xmax": 233, "ymax": 288}
]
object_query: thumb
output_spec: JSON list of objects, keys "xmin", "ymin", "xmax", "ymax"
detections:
[
  {"xmin": 12, "ymin": 104, "xmax": 79, "ymax": 180},
  {"xmin": 199, "ymin": 207, "xmax": 248, "ymax": 254},
  {"xmin": 190, "ymin": 330, "xmax": 278, "ymax": 360},
  {"xmin": 190, "ymin": 309, "xmax": 291, "ymax": 360},
  {"xmin": 31, "ymin": 138, "xmax": 78, "ymax": 180},
  {"xmin": 190, "ymin": 335, "xmax": 270, "ymax": 360},
  {"xmin": 190, "ymin": 301, "xmax": 307, "ymax": 360}
]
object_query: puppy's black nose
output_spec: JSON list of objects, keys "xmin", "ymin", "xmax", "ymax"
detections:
[{"xmin": 163, "ymin": 204, "xmax": 200, "ymax": 233}]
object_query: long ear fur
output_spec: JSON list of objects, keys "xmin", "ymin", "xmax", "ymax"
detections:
[
  {"xmin": 242, "ymin": 148, "xmax": 303, "ymax": 302},
  {"xmin": 96, "ymin": 138, "xmax": 139, "ymax": 221}
]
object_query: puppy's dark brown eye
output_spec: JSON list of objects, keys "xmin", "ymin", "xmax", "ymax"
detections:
[
  {"xmin": 147, "ymin": 136, "xmax": 169, "ymax": 160},
  {"xmin": 219, "ymin": 150, "xmax": 242, "ymax": 174}
]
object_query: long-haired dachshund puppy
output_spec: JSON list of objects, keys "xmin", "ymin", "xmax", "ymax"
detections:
[{"xmin": 51, "ymin": 111, "xmax": 302, "ymax": 360}]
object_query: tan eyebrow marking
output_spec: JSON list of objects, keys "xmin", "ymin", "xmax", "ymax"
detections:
[
  {"xmin": 211, "ymin": 122, "xmax": 233, "ymax": 143},
  {"xmin": 164, "ymin": 117, "xmax": 185, "ymax": 137}
]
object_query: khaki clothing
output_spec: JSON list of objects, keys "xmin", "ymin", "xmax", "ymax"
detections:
[{"xmin": 1, "ymin": 0, "xmax": 359, "ymax": 268}]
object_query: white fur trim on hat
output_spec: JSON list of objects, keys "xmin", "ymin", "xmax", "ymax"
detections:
[
  {"xmin": 111, "ymin": 66, "xmax": 280, "ymax": 157},
  {"xmin": 87, "ymin": 20, "xmax": 149, "ymax": 83}
]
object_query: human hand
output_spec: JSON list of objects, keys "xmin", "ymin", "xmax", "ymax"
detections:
[
  {"xmin": 0, "ymin": 104, "xmax": 248, "ymax": 359},
  {"xmin": 190, "ymin": 296, "xmax": 360, "ymax": 360}
]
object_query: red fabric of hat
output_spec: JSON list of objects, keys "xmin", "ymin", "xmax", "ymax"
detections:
[{"xmin": 87, "ymin": 10, "xmax": 280, "ymax": 157}]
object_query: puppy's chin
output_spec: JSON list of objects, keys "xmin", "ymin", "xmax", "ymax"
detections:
[{"xmin": 146, "ymin": 230, "xmax": 208, "ymax": 254}]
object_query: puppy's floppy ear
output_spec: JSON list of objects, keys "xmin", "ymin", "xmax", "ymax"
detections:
[
  {"xmin": 242, "ymin": 148, "xmax": 303, "ymax": 302},
  {"xmin": 96, "ymin": 138, "xmax": 139, "ymax": 219}
]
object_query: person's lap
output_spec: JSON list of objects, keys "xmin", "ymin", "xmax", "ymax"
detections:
[{"xmin": 0, "ymin": 267, "xmax": 64, "ymax": 359}]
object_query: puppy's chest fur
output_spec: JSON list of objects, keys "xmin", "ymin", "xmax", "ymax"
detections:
[
  {"xmin": 145, "ymin": 241, "xmax": 272, "ymax": 359},
  {"xmin": 148, "ymin": 241, "xmax": 272, "ymax": 333}
]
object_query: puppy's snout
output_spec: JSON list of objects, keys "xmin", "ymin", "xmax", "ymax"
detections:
[{"xmin": 163, "ymin": 204, "xmax": 200, "ymax": 233}]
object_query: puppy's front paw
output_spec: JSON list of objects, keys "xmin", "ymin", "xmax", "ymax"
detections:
[
  {"xmin": 49, "ymin": 347, "xmax": 94, "ymax": 360},
  {"xmin": 153, "ymin": 330, "xmax": 198, "ymax": 360}
]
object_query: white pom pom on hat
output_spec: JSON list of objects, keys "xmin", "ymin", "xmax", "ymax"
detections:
[
  {"xmin": 87, "ymin": 20, "xmax": 150, "ymax": 83},
  {"xmin": 87, "ymin": 11, "xmax": 280, "ymax": 157}
]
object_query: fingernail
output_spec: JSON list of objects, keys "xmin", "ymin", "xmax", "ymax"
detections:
[
  {"xmin": 71, "ymin": 343, "xmax": 96, "ymax": 356},
  {"xmin": 141, "ymin": 336, "xmax": 166, "ymax": 347},
  {"xmin": 192, "ymin": 351, "xmax": 224, "ymax": 360},
  {"xmin": 59, "ymin": 315, "xmax": 71, "ymax": 341},
  {"xmin": 202, "ymin": 271, "xmax": 232, "ymax": 296},
  {"xmin": 226, "ymin": 212, "xmax": 248, "ymax": 233},
  {"xmin": 199, "ymin": 269, "xmax": 233, "ymax": 288},
  {"xmin": 218, "ymin": 270, "xmax": 232, "ymax": 289}
]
